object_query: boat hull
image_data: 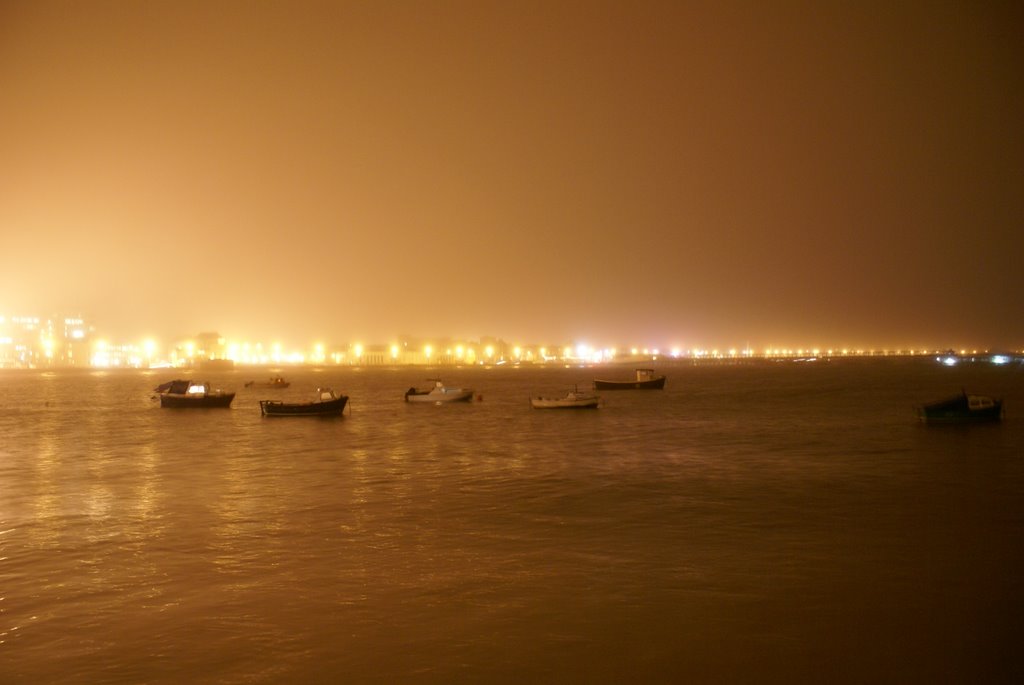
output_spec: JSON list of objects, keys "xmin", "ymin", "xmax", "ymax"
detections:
[
  {"xmin": 159, "ymin": 392, "xmax": 235, "ymax": 408},
  {"xmin": 406, "ymin": 390, "xmax": 474, "ymax": 403},
  {"xmin": 531, "ymin": 397, "xmax": 600, "ymax": 409},
  {"xmin": 260, "ymin": 395, "xmax": 348, "ymax": 416},
  {"xmin": 593, "ymin": 376, "xmax": 665, "ymax": 390}
]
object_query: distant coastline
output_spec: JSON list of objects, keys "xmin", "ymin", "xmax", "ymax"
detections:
[{"xmin": 3, "ymin": 350, "xmax": 1020, "ymax": 372}]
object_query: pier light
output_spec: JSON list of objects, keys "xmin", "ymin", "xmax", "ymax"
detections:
[
  {"xmin": 390, "ymin": 344, "xmax": 399, "ymax": 359},
  {"xmin": 424, "ymin": 344, "xmax": 432, "ymax": 359},
  {"xmin": 354, "ymin": 343, "xmax": 363, "ymax": 358}
]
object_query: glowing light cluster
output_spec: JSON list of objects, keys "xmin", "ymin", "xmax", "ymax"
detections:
[{"xmin": 5, "ymin": 309, "xmax": 1018, "ymax": 370}]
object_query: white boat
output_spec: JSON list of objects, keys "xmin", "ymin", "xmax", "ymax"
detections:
[
  {"xmin": 405, "ymin": 379, "xmax": 475, "ymax": 403},
  {"xmin": 531, "ymin": 387, "xmax": 601, "ymax": 409}
]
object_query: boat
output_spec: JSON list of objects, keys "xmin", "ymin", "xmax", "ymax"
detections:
[
  {"xmin": 260, "ymin": 388, "xmax": 348, "ymax": 416},
  {"xmin": 917, "ymin": 390, "xmax": 1003, "ymax": 423},
  {"xmin": 245, "ymin": 376, "xmax": 290, "ymax": 389},
  {"xmin": 531, "ymin": 386, "xmax": 601, "ymax": 409},
  {"xmin": 405, "ymin": 379, "xmax": 475, "ymax": 403},
  {"xmin": 154, "ymin": 379, "xmax": 235, "ymax": 408},
  {"xmin": 593, "ymin": 368, "xmax": 666, "ymax": 390}
]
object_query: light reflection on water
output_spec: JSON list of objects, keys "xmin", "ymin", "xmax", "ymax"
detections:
[{"xmin": 0, "ymin": 361, "xmax": 1022, "ymax": 683}]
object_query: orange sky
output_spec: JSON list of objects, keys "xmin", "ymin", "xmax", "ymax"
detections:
[{"xmin": 1, "ymin": 1, "xmax": 1021, "ymax": 349}]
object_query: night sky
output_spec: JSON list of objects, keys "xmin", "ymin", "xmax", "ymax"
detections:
[{"xmin": 2, "ymin": 1, "xmax": 1021, "ymax": 350}]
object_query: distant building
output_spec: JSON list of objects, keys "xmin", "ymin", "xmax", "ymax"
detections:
[
  {"xmin": 195, "ymin": 331, "xmax": 227, "ymax": 360},
  {"xmin": 0, "ymin": 314, "xmax": 93, "ymax": 368}
]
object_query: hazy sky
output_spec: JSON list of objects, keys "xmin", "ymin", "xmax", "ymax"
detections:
[{"xmin": 2, "ymin": 1, "xmax": 1021, "ymax": 350}]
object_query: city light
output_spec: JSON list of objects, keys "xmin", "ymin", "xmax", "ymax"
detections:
[{"xmin": 2, "ymin": 311, "xmax": 1019, "ymax": 369}]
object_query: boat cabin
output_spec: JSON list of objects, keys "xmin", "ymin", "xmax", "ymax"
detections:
[{"xmin": 967, "ymin": 395, "xmax": 995, "ymax": 410}]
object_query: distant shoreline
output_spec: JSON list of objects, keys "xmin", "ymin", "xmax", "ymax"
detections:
[{"xmin": 3, "ymin": 351, "xmax": 1020, "ymax": 373}]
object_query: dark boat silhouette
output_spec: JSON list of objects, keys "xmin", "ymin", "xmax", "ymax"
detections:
[
  {"xmin": 260, "ymin": 388, "xmax": 348, "ymax": 416},
  {"xmin": 593, "ymin": 368, "xmax": 666, "ymax": 390},
  {"xmin": 155, "ymin": 380, "xmax": 235, "ymax": 408},
  {"xmin": 917, "ymin": 390, "xmax": 1003, "ymax": 423}
]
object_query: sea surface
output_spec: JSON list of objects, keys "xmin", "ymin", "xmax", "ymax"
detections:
[{"xmin": 1, "ymin": 359, "xmax": 1022, "ymax": 684}]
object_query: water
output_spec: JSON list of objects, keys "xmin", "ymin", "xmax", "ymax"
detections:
[{"xmin": 1, "ymin": 359, "xmax": 1022, "ymax": 683}]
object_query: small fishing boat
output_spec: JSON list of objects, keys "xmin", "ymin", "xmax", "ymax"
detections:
[
  {"xmin": 405, "ymin": 379, "xmax": 475, "ymax": 403},
  {"xmin": 245, "ymin": 376, "xmax": 290, "ymax": 389},
  {"xmin": 260, "ymin": 388, "xmax": 348, "ymax": 416},
  {"xmin": 917, "ymin": 390, "xmax": 1003, "ymax": 423},
  {"xmin": 531, "ymin": 387, "xmax": 601, "ymax": 409},
  {"xmin": 154, "ymin": 380, "xmax": 235, "ymax": 408},
  {"xmin": 593, "ymin": 368, "xmax": 666, "ymax": 390}
]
